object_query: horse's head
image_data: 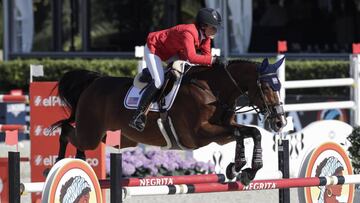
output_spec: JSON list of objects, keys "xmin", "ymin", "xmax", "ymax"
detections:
[{"xmin": 253, "ymin": 57, "xmax": 287, "ymax": 132}]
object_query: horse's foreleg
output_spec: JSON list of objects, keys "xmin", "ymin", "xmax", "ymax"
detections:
[
  {"xmin": 251, "ymin": 128, "xmax": 263, "ymax": 171},
  {"xmin": 239, "ymin": 127, "xmax": 263, "ymax": 185},
  {"xmin": 234, "ymin": 129, "xmax": 247, "ymax": 171},
  {"xmin": 225, "ymin": 130, "xmax": 247, "ymax": 180}
]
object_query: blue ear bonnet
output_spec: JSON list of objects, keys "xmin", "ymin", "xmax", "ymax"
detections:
[
  {"xmin": 257, "ymin": 57, "xmax": 285, "ymax": 91},
  {"xmin": 259, "ymin": 74, "xmax": 281, "ymax": 91}
]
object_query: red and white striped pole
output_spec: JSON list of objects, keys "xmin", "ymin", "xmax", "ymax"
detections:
[
  {"xmin": 0, "ymin": 124, "xmax": 28, "ymax": 132},
  {"xmin": 99, "ymin": 173, "xmax": 226, "ymax": 188},
  {"xmin": 122, "ymin": 175, "xmax": 360, "ymax": 198},
  {"xmin": 0, "ymin": 95, "xmax": 29, "ymax": 103}
]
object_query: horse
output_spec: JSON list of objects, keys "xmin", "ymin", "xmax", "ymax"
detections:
[{"xmin": 52, "ymin": 57, "xmax": 287, "ymax": 185}]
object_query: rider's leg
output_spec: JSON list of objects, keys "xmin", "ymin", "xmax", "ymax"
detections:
[
  {"xmin": 129, "ymin": 45, "xmax": 163, "ymax": 132},
  {"xmin": 129, "ymin": 82, "xmax": 158, "ymax": 131},
  {"xmin": 144, "ymin": 45, "xmax": 164, "ymax": 89}
]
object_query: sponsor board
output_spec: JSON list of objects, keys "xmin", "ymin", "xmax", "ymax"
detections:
[
  {"xmin": 42, "ymin": 158, "xmax": 103, "ymax": 203},
  {"xmin": 298, "ymin": 142, "xmax": 354, "ymax": 203},
  {"xmin": 33, "ymin": 155, "xmax": 100, "ymax": 167},
  {"xmin": 33, "ymin": 125, "xmax": 61, "ymax": 136},
  {"xmin": 30, "ymin": 82, "xmax": 105, "ymax": 202},
  {"xmin": 0, "ymin": 159, "xmax": 8, "ymax": 203},
  {"xmin": 33, "ymin": 95, "xmax": 66, "ymax": 107},
  {"xmin": 139, "ymin": 177, "xmax": 174, "ymax": 186},
  {"xmin": 243, "ymin": 182, "xmax": 276, "ymax": 190}
]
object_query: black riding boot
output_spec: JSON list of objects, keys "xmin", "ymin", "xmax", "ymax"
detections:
[{"xmin": 129, "ymin": 83, "xmax": 159, "ymax": 132}]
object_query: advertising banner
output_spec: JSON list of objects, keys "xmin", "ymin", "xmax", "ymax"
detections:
[{"xmin": 30, "ymin": 82, "xmax": 105, "ymax": 202}]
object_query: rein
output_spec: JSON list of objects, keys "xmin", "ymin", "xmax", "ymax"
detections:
[{"xmin": 222, "ymin": 63, "xmax": 263, "ymax": 116}]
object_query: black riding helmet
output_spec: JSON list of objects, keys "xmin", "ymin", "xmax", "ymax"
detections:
[{"xmin": 196, "ymin": 8, "xmax": 222, "ymax": 29}]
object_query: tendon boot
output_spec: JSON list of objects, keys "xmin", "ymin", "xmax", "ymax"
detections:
[{"xmin": 129, "ymin": 83, "xmax": 159, "ymax": 132}]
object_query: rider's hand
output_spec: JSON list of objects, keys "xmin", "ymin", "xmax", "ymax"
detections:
[{"xmin": 212, "ymin": 56, "xmax": 227, "ymax": 68}]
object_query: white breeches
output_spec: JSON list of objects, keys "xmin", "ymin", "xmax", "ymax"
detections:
[{"xmin": 144, "ymin": 44, "xmax": 164, "ymax": 89}]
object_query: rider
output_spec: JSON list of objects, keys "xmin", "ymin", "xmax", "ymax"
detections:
[{"xmin": 129, "ymin": 7, "xmax": 226, "ymax": 132}]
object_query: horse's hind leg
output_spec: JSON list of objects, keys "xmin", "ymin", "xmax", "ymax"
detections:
[
  {"xmin": 56, "ymin": 122, "xmax": 74, "ymax": 162},
  {"xmin": 75, "ymin": 150, "xmax": 86, "ymax": 160},
  {"xmin": 43, "ymin": 122, "xmax": 75, "ymax": 178},
  {"xmin": 66, "ymin": 130, "xmax": 87, "ymax": 160},
  {"xmin": 57, "ymin": 122, "xmax": 88, "ymax": 160}
]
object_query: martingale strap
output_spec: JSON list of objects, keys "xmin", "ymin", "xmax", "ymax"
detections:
[{"xmin": 157, "ymin": 111, "xmax": 189, "ymax": 150}]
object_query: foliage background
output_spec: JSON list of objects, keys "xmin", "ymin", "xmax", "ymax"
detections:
[{"xmin": 0, "ymin": 59, "xmax": 350, "ymax": 96}]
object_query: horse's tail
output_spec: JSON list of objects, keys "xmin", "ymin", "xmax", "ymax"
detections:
[{"xmin": 52, "ymin": 69, "xmax": 102, "ymax": 129}]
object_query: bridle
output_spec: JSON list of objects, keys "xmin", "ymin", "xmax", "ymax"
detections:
[
  {"xmin": 257, "ymin": 73, "xmax": 286, "ymax": 121},
  {"xmin": 223, "ymin": 63, "xmax": 284, "ymax": 121}
]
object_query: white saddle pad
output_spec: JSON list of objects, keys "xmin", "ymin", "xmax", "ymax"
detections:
[{"xmin": 124, "ymin": 61, "xmax": 188, "ymax": 112}]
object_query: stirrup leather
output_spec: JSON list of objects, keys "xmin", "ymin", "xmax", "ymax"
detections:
[{"xmin": 129, "ymin": 111, "xmax": 147, "ymax": 132}]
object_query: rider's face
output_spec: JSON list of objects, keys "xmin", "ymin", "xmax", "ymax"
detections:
[{"xmin": 204, "ymin": 25, "xmax": 217, "ymax": 39}]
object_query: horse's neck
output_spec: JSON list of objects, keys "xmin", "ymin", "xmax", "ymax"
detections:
[
  {"xmin": 211, "ymin": 62, "xmax": 257, "ymax": 102},
  {"xmin": 188, "ymin": 66, "xmax": 239, "ymax": 103}
]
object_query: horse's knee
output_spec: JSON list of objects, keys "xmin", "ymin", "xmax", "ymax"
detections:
[
  {"xmin": 251, "ymin": 128, "xmax": 261, "ymax": 140},
  {"xmin": 237, "ymin": 126, "xmax": 260, "ymax": 138}
]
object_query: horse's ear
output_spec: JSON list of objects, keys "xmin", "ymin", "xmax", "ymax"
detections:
[
  {"xmin": 272, "ymin": 56, "xmax": 285, "ymax": 71},
  {"xmin": 258, "ymin": 58, "xmax": 269, "ymax": 73}
]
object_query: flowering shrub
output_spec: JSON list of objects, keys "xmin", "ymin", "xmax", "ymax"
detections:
[{"xmin": 106, "ymin": 147, "xmax": 215, "ymax": 177}]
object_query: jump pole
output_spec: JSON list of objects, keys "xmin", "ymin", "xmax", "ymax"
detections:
[
  {"xmin": 20, "ymin": 173, "xmax": 227, "ymax": 193},
  {"xmin": 0, "ymin": 95, "xmax": 28, "ymax": 103},
  {"xmin": 99, "ymin": 173, "xmax": 226, "ymax": 188},
  {"xmin": 122, "ymin": 175, "xmax": 360, "ymax": 198}
]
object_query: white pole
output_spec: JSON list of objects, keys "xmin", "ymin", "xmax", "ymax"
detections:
[
  {"xmin": 284, "ymin": 78, "xmax": 354, "ymax": 89},
  {"xmin": 21, "ymin": 182, "xmax": 44, "ymax": 194},
  {"xmin": 277, "ymin": 54, "xmax": 286, "ymax": 104},
  {"xmin": 135, "ymin": 46, "xmax": 145, "ymax": 73},
  {"xmin": 353, "ymin": 54, "xmax": 360, "ymax": 126},
  {"xmin": 30, "ymin": 65, "xmax": 33, "ymax": 83}
]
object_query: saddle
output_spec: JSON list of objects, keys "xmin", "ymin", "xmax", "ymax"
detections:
[
  {"xmin": 124, "ymin": 61, "xmax": 189, "ymax": 111},
  {"xmin": 124, "ymin": 60, "xmax": 217, "ymax": 150}
]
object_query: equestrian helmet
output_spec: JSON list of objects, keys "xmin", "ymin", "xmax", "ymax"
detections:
[{"xmin": 196, "ymin": 8, "xmax": 222, "ymax": 28}]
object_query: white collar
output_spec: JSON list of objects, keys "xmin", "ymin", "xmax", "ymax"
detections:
[{"xmin": 199, "ymin": 29, "xmax": 206, "ymax": 42}]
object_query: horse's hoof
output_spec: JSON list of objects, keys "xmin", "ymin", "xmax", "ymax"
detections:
[
  {"xmin": 43, "ymin": 168, "xmax": 51, "ymax": 178},
  {"xmin": 239, "ymin": 171, "xmax": 252, "ymax": 186},
  {"xmin": 226, "ymin": 162, "xmax": 236, "ymax": 180}
]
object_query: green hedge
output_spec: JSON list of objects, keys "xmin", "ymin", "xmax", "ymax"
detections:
[
  {"xmin": 0, "ymin": 59, "xmax": 352, "ymax": 95},
  {"xmin": 285, "ymin": 60, "xmax": 349, "ymax": 96},
  {"xmin": 0, "ymin": 59, "xmax": 138, "ymax": 92}
]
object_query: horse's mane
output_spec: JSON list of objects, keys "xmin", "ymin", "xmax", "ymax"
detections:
[
  {"xmin": 190, "ymin": 59, "xmax": 259, "ymax": 73},
  {"xmin": 227, "ymin": 59, "xmax": 260, "ymax": 67}
]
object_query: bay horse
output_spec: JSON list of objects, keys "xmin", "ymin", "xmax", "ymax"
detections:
[{"xmin": 53, "ymin": 57, "xmax": 287, "ymax": 185}]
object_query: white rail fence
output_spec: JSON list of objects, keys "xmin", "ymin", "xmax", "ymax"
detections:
[{"xmin": 237, "ymin": 54, "xmax": 360, "ymax": 126}]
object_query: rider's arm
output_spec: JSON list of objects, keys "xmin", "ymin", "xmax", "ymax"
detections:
[
  {"xmin": 179, "ymin": 31, "xmax": 212, "ymax": 65},
  {"xmin": 199, "ymin": 38, "xmax": 211, "ymax": 56}
]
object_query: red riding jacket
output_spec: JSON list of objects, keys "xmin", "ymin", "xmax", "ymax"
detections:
[{"xmin": 146, "ymin": 24, "xmax": 212, "ymax": 65}]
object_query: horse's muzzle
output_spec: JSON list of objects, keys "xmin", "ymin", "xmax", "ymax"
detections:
[{"xmin": 269, "ymin": 104, "xmax": 287, "ymax": 132}]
